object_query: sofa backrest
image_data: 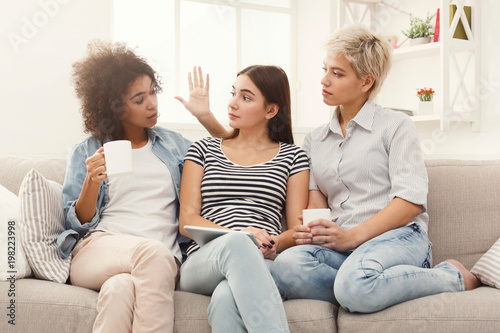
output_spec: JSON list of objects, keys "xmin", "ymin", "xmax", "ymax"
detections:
[
  {"xmin": 425, "ymin": 159, "xmax": 500, "ymax": 269},
  {"xmin": 0, "ymin": 155, "xmax": 67, "ymax": 196}
]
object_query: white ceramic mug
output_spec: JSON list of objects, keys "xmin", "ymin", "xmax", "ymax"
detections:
[
  {"xmin": 302, "ymin": 208, "xmax": 331, "ymax": 226},
  {"xmin": 103, "ymin": 140, "xmax": 133, "ymax": 177},
  {"xmin": 303, "ymin": 208, "xmax": 331, "ymax": 244}
]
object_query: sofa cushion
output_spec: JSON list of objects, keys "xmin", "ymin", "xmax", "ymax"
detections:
[
  {"xmin": 471, "ymin": 237, "xmax": 500, "ymax": 289},
  {"xmin": 0, "ymin": 155, "xmax": 67, "ymax": 196},
  {"xmin": 0, "ymin": 278, "xmax": 98, "ymax": 332},
  {"xmin": 0, "ymin": 185, "xmax": 32, "ymax": 280},
  {"xmin": 19, "ymin": 169, "xmax": 71, "ymax": 283},
  {"xmin": 337, "ymin": 287, "xmax": 500, "ymax": 332},
  {"xmin": 173, "ymin": 291, "xmax": 338, "ymax": 333},
  {"xmin": 283, "ymin": 299, "xmax": 338, "ymax": 332},
  {"xmin": 0, "ymin": 279, "xmax": 338, "ymax": 333},
  {"xmin": 425, "ymin": 160, "xmax": 500, "ymax": 269},
  {"xmin": 174, "ymin": 291, "xmax": 212, "ymax": 332}
]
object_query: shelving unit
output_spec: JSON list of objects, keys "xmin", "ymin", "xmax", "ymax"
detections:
[
  {"xmin": 337, "ymin": 0, "xmax": 481, "ymax": 132},
  {"xmin": 392, "ymin": 42, "xmax": 440, "ymax": 60}
]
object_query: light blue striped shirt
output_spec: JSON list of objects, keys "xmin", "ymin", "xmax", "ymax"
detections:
[{"xmin": 303, "ymin": 101, "xmax": 429, "ymax": 233}]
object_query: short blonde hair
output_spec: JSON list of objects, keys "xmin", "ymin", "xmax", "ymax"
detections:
[{"xmin": 326, "ymin": 24, "xmax": 392, "ymax": 99}]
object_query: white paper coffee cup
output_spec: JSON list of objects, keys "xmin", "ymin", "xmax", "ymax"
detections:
[{"xmin": 103, "ymin": 140, "xmax": 133, "ymax": 177}]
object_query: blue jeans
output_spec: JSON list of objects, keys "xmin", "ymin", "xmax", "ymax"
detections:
[
  {"xmin": 179, "ymin": 232, "xmax": 289, "ymax": 333},
  {"xmin": 271, "ymin": 224, "xmax": 464, "ymax": 313}
]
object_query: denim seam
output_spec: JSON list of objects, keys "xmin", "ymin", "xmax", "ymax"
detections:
[{"xmin": 359, "ymin": 226, "xmax": 428, "ymax": 279}]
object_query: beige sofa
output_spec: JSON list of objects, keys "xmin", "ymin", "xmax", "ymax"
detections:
[{"xmin": 1, "ymin": 155, "xmax": 500, "ymax": 332}]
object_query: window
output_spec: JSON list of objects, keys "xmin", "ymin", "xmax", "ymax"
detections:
[{"xmin": 113, "ymin": 0, "xmax": 294, "ymax": 125}]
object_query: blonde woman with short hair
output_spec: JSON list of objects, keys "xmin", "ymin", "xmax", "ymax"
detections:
[{"xmin": 271, "ymin": 24, "xmax": 480, "ymax": 313}]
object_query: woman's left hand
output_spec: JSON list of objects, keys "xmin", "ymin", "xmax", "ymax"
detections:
[
  {"xmin": 260, "ymin": 236, "xmax": 279, "ymax": 260},
  {"xmin": 242, "ymin": 226, "xmax": 277, "ymax": 260}
]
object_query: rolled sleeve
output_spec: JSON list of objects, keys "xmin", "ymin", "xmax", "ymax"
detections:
[
  {"xmin": 302, "ymin": 132, "xmax": 319, "ymax": 191},
  {"xmin": 65, "ymin": 200, "xmax": 100, "ymax": 232},
  {"xmin": 56, "ymin": 230, "xmax": 79, "ymax": 259},
  {"xmin": 388, "ymin": 117, "xmax": 428, "ymax": 210},
  {"xmin": 62, "ymin": 142, "xmax": 100, "ymax": 232},
  {"xmin": 59, "ymin": 138, "xmax": 107, "ymax": 258}
]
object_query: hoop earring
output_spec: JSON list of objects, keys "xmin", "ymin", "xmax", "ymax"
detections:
[{"xmin": 151, "ymin": 112, "xmax": 161, "ymax": 130}]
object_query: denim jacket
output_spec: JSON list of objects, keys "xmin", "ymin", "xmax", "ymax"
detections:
[{"xmin": 56, "ymin": 127, "xmax": 192, "ymax": 259}]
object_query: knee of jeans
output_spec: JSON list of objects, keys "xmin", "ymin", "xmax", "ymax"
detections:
[
  {"xmin": 271, "ymin": 248, "xmax": 310, "ymax": 291},
  {"xmin": 334, "ymin": 264, "xmax": 380, "ymax": 313},
  {"xmin": 219, "ymin": 232, "xmax": 257, "ymax": 254}
]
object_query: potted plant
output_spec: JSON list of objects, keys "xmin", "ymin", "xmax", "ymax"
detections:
[
  {"xmin": 402, "ymin": 14, "xmax": 434, "ymax": 46},
  {"xmin": 416, "ymin": 87, "xmax": 435, "ymax": 115}
]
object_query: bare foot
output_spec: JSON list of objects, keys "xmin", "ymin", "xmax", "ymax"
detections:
[{"xmin": 445, "ymin": 259, "xmax": 482, "ymax": 290}]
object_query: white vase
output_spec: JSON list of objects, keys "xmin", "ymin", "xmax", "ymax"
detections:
[
  {"xmin": 418, "ymin": 101, "xmax": 434, "ymax": 115},
  {"xmin": 410, "ymin": 37, "xmax": 431, "ymax": 46}
]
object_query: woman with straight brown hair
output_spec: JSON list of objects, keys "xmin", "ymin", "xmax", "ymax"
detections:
[{"xmin": 175, "ymin": 65, "xmax": 309, "ymax": 332}]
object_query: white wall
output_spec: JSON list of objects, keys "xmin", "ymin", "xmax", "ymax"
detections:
[
  {"xmin": 1, "ymin": 0, "xmax": 499, "ymax": 159},
  {"xmin": 375, "ymin": 0, "xmax": 500, "ymax": 160},
  {"xmin": 0, "ymin": 0, "xmax": 112, "ymax": 158}
]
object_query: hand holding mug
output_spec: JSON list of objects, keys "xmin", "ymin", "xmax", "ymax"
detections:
[
  {"xmin": 85, "ymin": 147, "xmax": 107, "ymax": 184},
  {"xmin": 302, "ymin": 208, "xmax": 331, "ymax": 244}
]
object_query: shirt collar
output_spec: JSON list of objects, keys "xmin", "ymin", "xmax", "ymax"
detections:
[
  {"xmin": 352, "ymin": 100, "xmax": 375, "ymax": 132},
  {"xmin": 319, "ymin": 101, "xmax": 376, "ymax": 141},
  {"xmin": 147, "ymin": 127, "xmax": 162, "ymax": 144}
]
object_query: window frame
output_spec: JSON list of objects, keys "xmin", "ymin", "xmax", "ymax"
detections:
[{"xmin": 171, "ymin": 0, "xmax": 297, "ymax": 126}]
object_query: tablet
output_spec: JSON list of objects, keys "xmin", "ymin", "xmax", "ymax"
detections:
[{"xmin": 184, "ymin": 225, "xmax": 260, "ymax": 248}]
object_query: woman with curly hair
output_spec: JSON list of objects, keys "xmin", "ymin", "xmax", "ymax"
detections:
[{"xmin": 57, "ymin": 40, "xmax": 225, "ymax": 332}]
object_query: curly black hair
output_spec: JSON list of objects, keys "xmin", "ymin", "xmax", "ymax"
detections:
[{"xmin": 72, "ymin": 40, "xmax": 162, "ymax": 141}]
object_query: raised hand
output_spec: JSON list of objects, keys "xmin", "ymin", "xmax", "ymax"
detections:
[{"xmin": 175, "ymin": 66, "xmax": 211, "ymax": 119}]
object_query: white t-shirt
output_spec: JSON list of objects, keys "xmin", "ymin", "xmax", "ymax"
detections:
[{"xmin": 98, "ymin": 139, "xmax": 180, "ymax": 261}]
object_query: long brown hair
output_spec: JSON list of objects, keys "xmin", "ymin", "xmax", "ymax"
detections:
[{"xmin": 224, "ymin": 65, "xmax": 294, "ymax": 144}]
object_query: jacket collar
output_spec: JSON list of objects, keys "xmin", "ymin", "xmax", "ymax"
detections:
[{"xmin": 147, "ymin": 127, "xmax": 162, "ymax": 144}]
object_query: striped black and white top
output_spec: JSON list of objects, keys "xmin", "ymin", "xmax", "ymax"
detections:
[{"xmin": 184, "ymin": 137, "xmax": 309, "ymax": 256}]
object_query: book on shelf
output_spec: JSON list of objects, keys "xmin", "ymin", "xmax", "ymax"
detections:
[{"xmin": 433, "ymin": 8, "xmax": 440, "ymax": 42}]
